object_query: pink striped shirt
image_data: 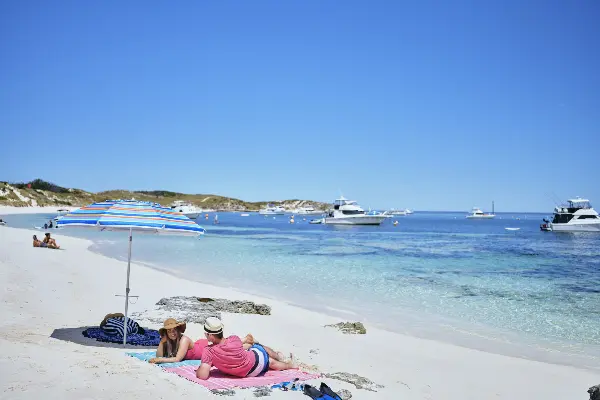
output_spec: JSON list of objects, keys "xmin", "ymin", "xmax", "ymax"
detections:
[{"xmin": 200, "ymin": 335, "xmax": 254, "ymax": 377}]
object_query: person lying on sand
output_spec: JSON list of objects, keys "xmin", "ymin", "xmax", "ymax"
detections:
[
  {"xmin": 43, "ymin": 233, "xmax": 60, "ymax": 249},
  {"xmin": 149, "ymin": 318, "xmax": 255, "ymax": 364},
  {"xmin": 195, "ymin": 317, "xmax": 296, "ymax": 380},
  {"xmin": 33, "ymin": 235, "xmax": 47, "ymax": 248}
]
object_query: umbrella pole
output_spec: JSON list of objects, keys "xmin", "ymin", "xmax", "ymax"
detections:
[{"xmin": 123, "ymin": 227, "xmax": 133, "ymax": 345}]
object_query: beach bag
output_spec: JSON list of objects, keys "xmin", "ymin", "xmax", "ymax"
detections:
[{"xmin": 101, "ymin": 316, "xmax": 143, "ymax": 336}]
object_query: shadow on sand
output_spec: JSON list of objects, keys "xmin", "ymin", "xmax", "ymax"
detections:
[{"xmin": 50, "ymin": 326, "xmax": 157, "ymax": 350}]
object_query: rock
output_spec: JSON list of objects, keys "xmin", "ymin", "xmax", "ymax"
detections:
[
  {"xmin": 589, "ymin": 384, "xmax": 600, "ymax": 400},
  {"xmin": 323, "ymin": 372, "xmax": 384, "ymax": 392},
  {"xmin": 324, "ymin": 322, "xmax": 366, "ymax": 335},
  {"xmin": 131, "ymin": 296, "xmax": 271, "ymax": 325},
  {"xmin": 211, "ymin": 389, "xmax": 236, "ymax": 396},
  {"xmin": 337, "ymin": 389, "xmax": 353, "ymax": 399},
  {"xmin": 253, "ymin": 386, "xmax": 272, "ymax": 397}
]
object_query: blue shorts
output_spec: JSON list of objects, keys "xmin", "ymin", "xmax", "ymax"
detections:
[{"xmin": 247, "ymin": 344, "xmax": 270, "ymax": 377}]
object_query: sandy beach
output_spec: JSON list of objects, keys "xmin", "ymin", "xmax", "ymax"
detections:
[{"xmin": 0, "ymin": 225, "xmax": 596, "ymax": 399}]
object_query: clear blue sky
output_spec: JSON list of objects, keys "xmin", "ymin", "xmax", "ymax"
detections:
[{"xmin": 1, "ymin": 1, "xmax": 599, "ymax": 211}]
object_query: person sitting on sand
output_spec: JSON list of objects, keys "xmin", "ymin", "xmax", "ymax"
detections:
[
  {"xmin": 32, "ymin": 235, "xmax": 47, "ymax": 248},
  {"xmin": 43, "ymin": 233, "xmax": 60, "ymax": 249},
  {"xmin": 196, "ymin": 317, "xmax": 296, "ymax": 380},
  {"xmin": 149, "ymin": 318, "xmax": 255, "ymax": 364}
]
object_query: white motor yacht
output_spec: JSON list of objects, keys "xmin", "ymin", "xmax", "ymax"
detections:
[
  {"xmin": 323, "ymin": 197, "xmax": 387, "ymax": 225},
  {"xmin": 292, "ymin": 206, "xmax": 323, "ymax": 215},
  {"xmin": 466, "ymin": 202, "xmax": 495, "ymax": 219},
  {"xmin": 259, "ymin": 204, "xmax": 286, "ymax": 215},
  {"xmin": 170, "ymin": 200, "xmax": 201, "ymax": 219},
  {"xmin": 549, "ymin": 197, "xmax": 600, "ymax": 232}
]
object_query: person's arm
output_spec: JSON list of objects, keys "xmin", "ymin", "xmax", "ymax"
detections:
[
  {"xmin": 149, "ymin": 336, "xmax": 191, "ymax": 364},
  {"xmin": 155, "ymin": 336, "xmax": 166, "ymax": 357},
  {"xmin": 196, "ymin": 363, "xmax": 211, "ymax": 380}
]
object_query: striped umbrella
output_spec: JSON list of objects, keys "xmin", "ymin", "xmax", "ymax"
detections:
[{"xmin": 58, "ymin": 200, "xmax": 205, "ymax": 344}]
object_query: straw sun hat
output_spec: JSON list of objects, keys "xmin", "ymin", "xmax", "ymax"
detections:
[{"xmin": 158, "ymin": 318, "xmax": 187, "ymax": 336}]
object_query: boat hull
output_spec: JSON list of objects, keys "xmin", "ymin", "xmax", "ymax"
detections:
[
  {"xmin": 259, "ymin": 211, "xmax": 286, "ymax": 215},
  {"xmin": 550, "ymin": 223, "xmax": 600, "ymax": 232},
  {"xmin": 466, "ymin": 215, "xmax": 495, "ymax": 219},
  {"xmin": 184, "ymin": 213, "xmax": 200, "ymax": 219},
  {"xmin": 323, "ymin": 216, "xmax": 386, "ymax": 225}
]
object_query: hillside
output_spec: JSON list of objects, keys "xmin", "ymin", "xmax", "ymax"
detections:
[{"xmin": 0, "ymin": 180, "xmax": 330, "ymax": 211}]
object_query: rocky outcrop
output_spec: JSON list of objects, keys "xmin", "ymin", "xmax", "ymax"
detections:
[
  {"xmin": 325, "ymin": 322, "xmax": 367, "ymax": 334},
  {"xmin": 131, "ymin": 296, "xmax": 271, "ymax": 325},
  {"xmin": 323, "ymin": 372, "xmax": 384, "ymax": 392}
]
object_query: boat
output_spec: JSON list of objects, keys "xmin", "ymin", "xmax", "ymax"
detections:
[
  {"xmin": 388, "ymin": 208, "xmax": 408, "ymax": 216},
  {"xmin": 259, "ymin": 204, "xmax": 286, "ymax": 215},
  {"xmin": 323, "ymin": 197, "xmax": 387, "ymax": 225},
  {"xmin": 466, "ymin": 202, "xmax": 496, "ymax": 219},
  {"xmin": 170, "ymin": 200, "xmax": 201, "ymax": 219},
  {"xmin": 504, "ymin": 227, "xmax": 520, "ymax": 231},
  {"xmin": 548, "ymin": 197, "xmax": 600, "ymax": 232},
  {"xmin": 240, "ymin": 213, "xmax": 250, "ymax": 217},
  {"xmin": 540, "ymin": 218, "xmax": 552, "ymax": 232},
  {"xmin": 405, "ymin": 209, "xmax": 414, "ymax": 215},
  {"xmin": 291, "ymin": 206, "xmax": 323, "ymax": 215},
  {"xmin": 309, "ymin": 218, "xmax": 324, "ymax": 224}
]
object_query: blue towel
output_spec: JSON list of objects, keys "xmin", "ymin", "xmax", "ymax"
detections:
[
  {"xmin": 126, "ymin": 351, "xmax": 202, "ymax": 368},
  {"xmin": 82, "ymin": 327, "xmax": 161, "ymax": 346}
]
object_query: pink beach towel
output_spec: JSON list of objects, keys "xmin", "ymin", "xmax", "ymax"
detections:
[{"xmin": 163, "ymin": 365, "xmax": 320, "ymax": 390}]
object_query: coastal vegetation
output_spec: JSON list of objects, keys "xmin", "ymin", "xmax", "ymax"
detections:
[{"xmin": 0, "ymin": 179, "xmax": 329, "ymax": 211}]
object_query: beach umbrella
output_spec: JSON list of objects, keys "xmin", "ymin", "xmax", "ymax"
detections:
[{"xmin": 57, "ymin": 200, "xmax": 205, "ymax": 344}]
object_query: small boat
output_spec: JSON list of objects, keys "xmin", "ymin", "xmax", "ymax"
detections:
[
  {"xmin": 466, "ymin": 201, "xmax": 496, "ymax": 219},
  {"xmin": 504, "ymin": 227, "xmax": 520, "ymax": 231},
  {"xmin": 170, "ymin": 200, "xmax": 201, "ymax": 219},
  {"xmin": 240, "ymin": 213, "xmax": 250, "ymax": 217},
  {"xmin": 0, "ymin": 221, "xmax": 6, "ymax": 226},
  {"xmin": 309, "ymin": 218, "xmax": 323, "ymax": 224},
  {"xmin": 259, "ymin": 204, "xmax": 286, "ymax": 215}
]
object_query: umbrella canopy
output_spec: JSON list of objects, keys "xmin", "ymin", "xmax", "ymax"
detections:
[
  {"xmin": 58, "ymin": 200, "xmax": 205, "ymax": 235},
  {"xmin": 58, "ymin": 200, "xmax": 205, "ymax": 344}
]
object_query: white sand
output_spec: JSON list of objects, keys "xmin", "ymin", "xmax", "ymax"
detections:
[{"xmin": 0, "ymin": 226, "xmax": 596, "ymax": 399}]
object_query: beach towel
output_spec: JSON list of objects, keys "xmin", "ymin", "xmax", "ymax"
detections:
[
  {"xmin": 127, "ymin": 351, "xmax": 201, "ymax": 368},
  {"xmin": 82, "ymin": 327, "xmax": 160, "ymax": 346},
  {"xmin": 127, "ymin": 351, "xmax": 319, "ymax": 390},
  {"xmin": 162, "ymin": 365, "xmax": 320, "ymax": 390}
]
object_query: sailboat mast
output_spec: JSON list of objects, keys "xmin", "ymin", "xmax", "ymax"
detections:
[{"xmin": 492, "ymin": 201, "xmax": 495, "ymax": 215}]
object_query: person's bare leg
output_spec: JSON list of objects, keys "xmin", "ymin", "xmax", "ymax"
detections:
[{"xmin": 268, "ymin": 357, "xmax": 296, "ymax": 371}]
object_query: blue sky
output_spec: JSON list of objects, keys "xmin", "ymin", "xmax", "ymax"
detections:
[{"xmin": 1, "ymin": 1, "xmax": 598, "ymax": 211}]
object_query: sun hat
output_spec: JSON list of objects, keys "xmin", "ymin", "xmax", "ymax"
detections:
[
  {"xmin": 204, "ymin": 317, "xmax": 224, "ymax": 334},
  {"xmin": 100, "ymin": 312, "xmax": 125, "ymax": 327},
  {"xmin": 159, "ymin": 318, "xmax": 187, "ymax": 336}
]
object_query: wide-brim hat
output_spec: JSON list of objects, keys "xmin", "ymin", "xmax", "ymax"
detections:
[
  {"xmin": 159, "ymin": 318, "xmax": 186, "ymax": 336},
  {"xmin": 203, "ymin": 316, "xmax": 223, "ymax": 334}
]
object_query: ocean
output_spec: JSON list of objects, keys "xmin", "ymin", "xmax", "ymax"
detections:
[{"xmin": 6, "ymin": 210, "xmax": 600, "ymax": 370}]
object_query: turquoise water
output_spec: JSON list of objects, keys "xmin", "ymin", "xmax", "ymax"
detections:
[{"xmin": 5, "ymin": 211, "xmax": 600, "ymax": 369}]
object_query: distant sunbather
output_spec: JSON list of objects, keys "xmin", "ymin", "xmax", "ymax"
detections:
[
  {"xmin": 43, "ymin": 233, "xmax": 60, "ymax": 249},
  {"xmin": 195, "ymin": 317, "xmax": 296, "ymax": 380},
  {"xmin": 148, "ymin": 318, "xmax": 255, "ymax": 364},
  {"xmin": 33, "ymin": 235, "xmax": 47, "ymax": 248}
]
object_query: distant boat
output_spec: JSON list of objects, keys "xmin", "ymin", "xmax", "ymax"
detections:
[
  {"xmin": 466, "ymin": 201, "xmax": 495, "ymax": 219},
  {"xmin": 170, "ymin": 200, "xmax": 201, "ymax": 219},
  {"xmin": 240, "ymin": 213, "xmax": 250, "ymax": 217},
  {"xmin": 323, "ymin": 196, "xmax": 386, "ymax": 225},
  {"xmin": 291, "ymin": 206, "xmax": 323, "ymax": 215},
  {"xmin": 259, "ymin": 205, "xmax": 286, "ymax": 215},
  {"xmin": 505, "ymin": 227, "xmax": 520, "ymax": 231}
]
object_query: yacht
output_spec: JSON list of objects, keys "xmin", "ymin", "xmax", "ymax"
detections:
[
  {"xmin": 259, "ymin": 204, "xmax": 286, "ymax": 215},
  {"xmin": 323, "ymin": 197, "xmax": 387, "ymax": 225},
  {"xmin": 170, "ymin": 200, "xmax": 201, "ymax": 219},
  {"xmin": 466, "ymin": 202, "xmax": 495, "ymax": 219},
  {"xmin": 549, "ymin": 197, "xmax": 600, "ymax": 232},
  {"xmin": 405, "ymin": 209, "xmax": 414, "ymax": 215},
  {"xmin": 388, "ymin": 208, "xmax": 408, "ymax": 216},
  {"xmin": 292, "ymin": 206, "xmax": 323, "ymax": 215}
]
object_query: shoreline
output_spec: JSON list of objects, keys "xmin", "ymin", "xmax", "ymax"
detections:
[
  {"xmin": 2, "ymin": 209, "xmax": 599, "ymax": 372},
  {"xmin": 1, "ymin": 225, "xmax": 597, "ymax": 399}
]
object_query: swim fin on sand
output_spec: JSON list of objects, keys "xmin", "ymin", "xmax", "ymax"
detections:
[{"xmin": 302, "ymin": 383, "xmax": 342, "ymax": 400}]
